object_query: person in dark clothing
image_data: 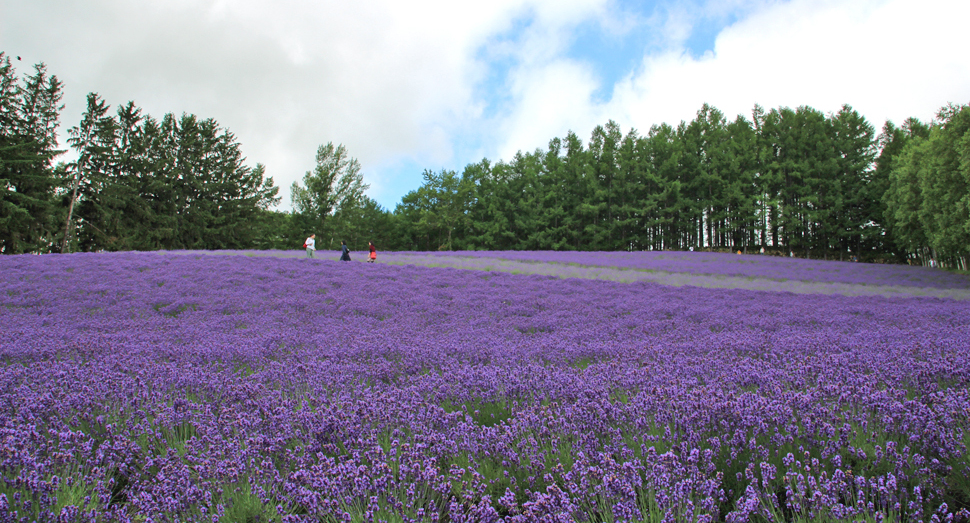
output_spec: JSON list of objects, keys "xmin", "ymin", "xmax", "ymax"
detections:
[
  {"xmin": 367, "ymin": 242, "xmax": 376, "ymax": 263},
  {"xmin": 340, "ymin": 241, "xmax": 351, "ymax": 261}
]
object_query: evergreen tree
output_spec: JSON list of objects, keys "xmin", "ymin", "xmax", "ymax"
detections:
[
  {"xmin": 417, "ymin": 169, "xmax": 472, "ymax": 250},
  {"xmin": 62, "ymin": 96, "xmax": 279, "ymax": 251},
  {"xmin": 0, "ymin": 55, "xmax": 64, "ymax": 254},
  {"xmin": 458, "ymin": 159, "xmax": 495, "ymax": 250},
  {"xmin": 884, "ymin": 136, "xmax": 931, "ymax": 262},
  {"xmin": 614, "ymin": 128, "xmax": 647, "ymax": 250},
  {"xmin": 562, "ymin": 130, "xmax": 594, "ymax": 250},
  {"xmin": 587, "ymin": 121, "xmax": 622, "ymax": 249},
  {"xmin": 722, "ymin": 114, "xmax": 760, "ymax": 251},
  {"xmin": 507, "ymin": 151, "xmax": 543, "ymax": 249},
  {"xmin": 918, "ymin": 104, "xmax": 970, "ymax": 268},
  {"xmin": 65, "ymin": 92, "xmax": 118, "ymax": 252},
  {"xmin": 464, "ymin": 159, "xmax": 518, "ymax": 250},
  {"xmin": 675, "ymin": 119, "xmax": 704, "ymax": 248},
  {"xmin": 830, "ymin": 105, "xmax": 876, "ymax": 258},
  {"xmin": 874, "ymin": 118, "xmax": 929, "ymax": 260},
  {"xmin": 532, "ymin": 138, "xmax": 572, "ymax": 250},
  {"xmin": 644, "ymin": 123, "xmax": 684, "ymax": 250}
]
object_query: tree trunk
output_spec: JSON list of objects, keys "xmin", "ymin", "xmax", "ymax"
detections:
[{"xmin": 60, "ymin": 171, "xmax": 81, "ymax": 253}]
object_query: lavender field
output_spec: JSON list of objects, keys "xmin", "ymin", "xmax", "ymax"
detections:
[{"xmin": 2, "ymin": 252, "xmax": 970, "ymax": 522}]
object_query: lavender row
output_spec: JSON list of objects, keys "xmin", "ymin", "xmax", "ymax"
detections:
[
  {"xmin": 374, "ymin": 253, "xmax": 970, "ymax": 300},
  {"xmin": 1, "ymin": 252, "xmax": 969, "ymax": 522},
  {"xmin": 402, "ymin": 250, "xmax": 970, "ymax": 290},
  {"xmin": 163, "ymin": 249, "xmax": 970, "ymax": 298}
]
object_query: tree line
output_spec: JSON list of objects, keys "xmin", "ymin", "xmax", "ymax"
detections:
[
  {"xmin": 2, "ymin": 52, "xmax": 968, "ymax": 269},
  {"xmin": 0, "ymin": 53, "xmax": 389, "ymax": 255},
  {"xmin": 394, "ymin": 103, "xmax": 969, "ymax": 269},
  {"xmin": 1, "ymin": 53, "xmax": 281, "ymax": 254},
  {"xmin": 1, "ymin": 55, "xmax": 64, "ymax": 254}
]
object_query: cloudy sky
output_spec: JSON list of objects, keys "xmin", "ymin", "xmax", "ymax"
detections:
[{"xmin": 3, "ymin": 0, "xmax": 969, "ymax": 210}]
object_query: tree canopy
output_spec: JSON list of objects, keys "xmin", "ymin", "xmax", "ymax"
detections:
[
  {"xmin": 0, "ymin": 53, "xmax": 64, "ymax": 254},
  {"xmin": 390, "ymin": 101, "xmax": 968, "ymax": 270}
]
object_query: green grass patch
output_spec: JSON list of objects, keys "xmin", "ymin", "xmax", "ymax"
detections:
[{"xmin": 441, "ymin": 398, "xmax": 513, "ymax": 428}]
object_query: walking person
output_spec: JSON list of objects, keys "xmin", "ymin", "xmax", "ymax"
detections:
[
  {"xmin": 340, "ymin": 241, "xmax": 351, "ymax": 261},
  {"xmin": 367, "ymin": 242, "xmax": 377, "ymax": 263},
  {"xmin": 305, "ymin": 234, "xmax": 316, "ymax": 258}
]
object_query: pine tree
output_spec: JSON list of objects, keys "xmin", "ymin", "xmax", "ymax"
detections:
[{"xmin": 0, "ymin": 55, "xmax": 64, "ymax": 254}]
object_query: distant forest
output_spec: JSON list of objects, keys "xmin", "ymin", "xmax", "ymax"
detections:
[{"xmin": 2, "ymin": 52, "xmax": 968, "ymax": 270}]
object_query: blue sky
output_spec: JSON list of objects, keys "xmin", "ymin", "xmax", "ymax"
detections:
[
  {"xmin": 373, "ymin": 0, "xmax": 748, "ymax": 209},
  {"xmin": 3, "ymin": 0, "xmax": 970, "ymax": 211}
]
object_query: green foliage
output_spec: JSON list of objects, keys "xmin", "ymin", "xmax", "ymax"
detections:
[
  {"xmin": 327, "ymin": 195, "xmax": 398, "ymax": 252},
  {"xmin": 191, "ymin": 479, "xmax": 289, "ymax": 523},
  {"xmin": 392, "ymin": 102, "xmax": 904, "ymax": 261},
  {"xmin": 918, "ymin": 105, "xmax": 970, "ymax": 264},
  {"xmin": 0, "ymin": 469, "xmax": 101, "ymax": 522},
  {"xmin": 882, "ymin": 103, "xmax": 970, "ymax": 269},
  {"xmin": 0, "ymin": 53, "xmax": 286, "ymax": 255},
  {"xmin": 60, "ymin": 93, "xmax": 280, "ymax": 252},
  {"xmin": 831, "ymin": 105, "xmax": 878, "ymax": 257},
  {"xmin": 396, "ymin": 167, "xmax": 476, "ymax": 250},
  {"xmin": 381, "ymin": 100, "xmax": 965, "ymax": 266},
  {"xmin": 291, "ymin": 142, "xmax": 368, "ymax": 239},
  {"xmin": 0, "ymin": 53, "xmax": 65, "ymax": 254}
]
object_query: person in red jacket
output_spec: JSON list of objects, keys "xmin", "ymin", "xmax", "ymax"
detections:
[{"xmin": 368, "ymin": 242, "xmax": 377, "ymax": 263}]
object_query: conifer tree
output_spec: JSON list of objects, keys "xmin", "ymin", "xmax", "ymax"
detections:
[{"xmin": 0, "ymin": 54, "xmax": 64, "ymax": 254}]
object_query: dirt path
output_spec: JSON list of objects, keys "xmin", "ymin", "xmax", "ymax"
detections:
[
  {"xmin": 164, "ymin": 250, "xmax": 970, "ymax": 300},
  {"xmin": 380, "ymin": 253, "xmax": 970, "ymax": 300}
]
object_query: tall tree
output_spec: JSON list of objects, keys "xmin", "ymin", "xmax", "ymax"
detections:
[
  {"xmin": 380, "ymin": 102, "xmax": 911, "ymax": 260},
  {"xmin": 417, "ymin": 168, "xmax": 473, "ymax": 250},
  {"xmin": 0, "ymin": 55, "xmax": 64, "ymax": 254},
  {"xmin": 463, "ymin": 159, "xmax": 519, "ymax": 250},
  {"xmin": 759, "ymin": 106, "xmax": 835, "ymax": 256},
  {"xmin": 884, "ymin": 134, "xmax": 931, "ymax": 261},
  {"xmin": 531, "ymin": 137, "xmax": 571, "ymax": 250},
  {"xmin": 457, "ymin": 159, "xmax": 496, "ymax": 250},
  {"xmin": 721, "ymin": 114, "xmax": 759, "ymax": 251},
  {"xmin": 291, "ymin": 142, "xmax": 367, "ymax": 237},
  {"xmin": 918, "ymin": 104, "xmax": 970, "ymax": 268},
  {"xmin": 562, "ymin": 130, "xmax": 594, "ymax": 250},
  {"xmin": 614, "ymin": 128, "xmax": 647, "ymax": 250},
  {"xmin": 685, "ymin": 104, "xmax": 729, "ymax": 249},
  {"xmin": 64, "ymin": 92, "xmax": 117, "ymax": 252},
  {"xmin": 506, "ymin": 151, "xmax": 543, "ymax": 249},
  {"xmin": 830, "ymin": 105, "xmax": 876, "ymax": 258},
  {"xmin": 644, "ymin": 123, "xmax": 684, "ymax": 250},
  {"xmin": 874, "ymin": 120, "xmax": 912, "ymax": 259}
]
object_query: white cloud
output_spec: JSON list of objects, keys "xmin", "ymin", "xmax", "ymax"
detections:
[
  {"xmin": 2, "ymin": 0, "xmax": 614, "ymax": 206},
  {"xmin": 607, "ymin": 0, "xmax": 970, "ymax": 133},
  {"xmin": 2, "ymin": 0, "xmax": 968, "ymax": 210},
  {"xmin": 491, "ymin": 0, "xmax": 970, "ymax": 161},
  {"xmin": 497, "ymin": 60, "xmax": 604, "ymax": 159}
]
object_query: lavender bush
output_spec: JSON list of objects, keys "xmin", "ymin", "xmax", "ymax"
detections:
[
  {"xmin": 393, "ymin": 251, "xmax": 970, "ymax": 290},
  {"xmin": 1, "ymin": 252, "xmax": 969, "ymax": 522}
]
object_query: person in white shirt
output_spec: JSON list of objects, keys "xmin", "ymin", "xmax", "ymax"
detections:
[{"xmin": 305, "ymin": 234, "xmax": 316, "ymax": 258}]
